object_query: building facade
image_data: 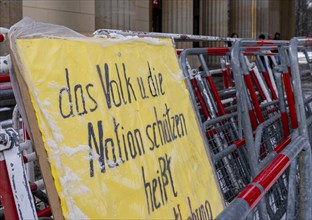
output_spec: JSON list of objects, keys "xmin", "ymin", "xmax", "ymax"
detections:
[{"xmin": 1, "ymin": 0, "xmax": 311, "ymax": 52}]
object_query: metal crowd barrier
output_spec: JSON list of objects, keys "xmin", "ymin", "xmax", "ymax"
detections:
[{"xmin": 214, "ymin": 38, "xmax": 312, "ymax": 219}]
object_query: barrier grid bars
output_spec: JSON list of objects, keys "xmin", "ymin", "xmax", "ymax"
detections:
[
  {"xmin": 179, "ymin": 46, "xmax": 287, "ymax": 206},
  {"xmin": 181, "ymin": 48, "xmax": 244, "ymax": 204},
  {"xmin": 278, "ymin": 46, "xmax": 299, "ymax": 130},
  {"xmin": 216, "ymin": 39, "xmax": 309, "ymax": 220},
  {"xmin": 233, "ymin": 40, "xmax": 270, "ymax": 219},
  {"xmin": 216, "ymin": 135, "xmax": 309, "ymax": 220},
  {"xmin": 222, "ymin": 40, "xmax": 266, "ymax": 216},
  {"xmin": 242, "ymin": 57, "xmax": 284, "ymax": 161},
  {"xmin": 198, "ymin": 52, "xmax": 248, "ymax": 202},
  {"xmin": 179, "ymin": 49, "xmax": 248, "ymax": 203},
  {"xmin": 239, "ymin": 42, "xmax": 289, "ymax": 141},
  {"xmin": 216, "ymin": 39, "xmax": 270, "ymax": 217},
  {"xmin": 243, "ymin": 39, "xmax": 310, "ymax": 218}
]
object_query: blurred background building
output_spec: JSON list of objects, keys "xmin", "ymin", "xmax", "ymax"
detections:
[{"xmin": 0, "ymin": 0, "xmax": 311, "ymax": 54}]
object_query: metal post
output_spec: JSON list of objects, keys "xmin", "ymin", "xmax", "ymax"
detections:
[
  {"xmin": 289, "ymin": 38, "xmax": 312, "ymax": 219},
  {"xmin": 0, "ymin": 152, "xmax": 19, "ymax": 220},
  {"xmin": 216, "ymin": 135, "xmax": 309, "ymax": 220},
  {"xmin": 274, "ymin": 70, "xmax": 290, "ymax": 137},
  {"xmin": 231, "ymin": 40, "xmax": 259, "ymax": 177}
]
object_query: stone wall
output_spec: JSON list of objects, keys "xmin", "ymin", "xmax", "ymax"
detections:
[{"xmin": 23, "ymin": 0, "xmax": 95, "ymax": 35}]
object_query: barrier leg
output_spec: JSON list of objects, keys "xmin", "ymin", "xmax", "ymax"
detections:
[{"xmin": 274, "ymin": 71, "xmax": 290, "ymax": 137}]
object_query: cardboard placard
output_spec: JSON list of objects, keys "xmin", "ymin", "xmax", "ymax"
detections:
[{"xmin": 13, "ymin": 36, "xmax": 224, "ymax": 219}]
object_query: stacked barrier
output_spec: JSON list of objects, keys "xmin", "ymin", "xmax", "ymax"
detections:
[
  {"xmin": 0, "ymin": 28, "xmax": 51, "ymax": 220},
  {"xmin": 223, "ymin": 39, "xmax": 311, "ymax": 219},
  {"xmin": 0, "ymin": 27, "xmax": 311, "ymax": 219},
  {"xmin": 178, "ymin": 37, "xmax": 312, "ymax": 219}
]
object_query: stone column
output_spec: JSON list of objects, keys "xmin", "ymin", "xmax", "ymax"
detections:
[
  {"xmin": 201, "ymin": 0, "xmax": 229, "ymax": 65},
  {"xmin": 162, "ymin": 0, "xmax": 193, "ymax": 49},
  {"xmin": 0, "ymin": 0, "xmax": 22, "ymax": 55},
  {"xmin": 229, "ymin": 0, "xmax": 254, "ymax": 38},
  {"xmin": 95, "ymin": 0, "xmax": 150, "ymax": 32}
]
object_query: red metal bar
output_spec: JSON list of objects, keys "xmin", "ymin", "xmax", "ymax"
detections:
[
  {"xmin": 253, "ymin": 154, "xmax": 290, "ymax": 191},
  {"xmin": 244, "ymin": 46, "xmax": 278, "ymax": 51},
  {"xmin": 274, "ymin": 136, "xmax": 291, "ymax": 154},
  {"xmin": 265, "ymin": 106, "xmax": 279, "ymax": 115},
  {"xmin": 207, "ymin": 47, "xmax": 229, "ymax": 55},
  {"xmin": 37, "ymin": 207, "xmax": 52, "ymax": 218},
  {"xmin": 262, "ymin": 71, "xmax": 278, "ymax": 100},
  {"xmin": 282, "ymin": 73, "xmax": 298, "ymax": 129},
  {"xmin": 248, "ymin": 109, "xmax": 258, "ymax": 130},
  {"xmin": 303, "ymin": 38, "xmax": 312, "ymax": 46},
  {"xmin": 233, "ymin": 139, "xmax": 246, "ymax": 149},
  {"xmin": 205, "ymin": 129, "xmax": 217, "ymax": 138},
  {"xmin": 30, "ymin": 182, "xmax": 38, "ymax": 192},
  {"xmin": 222, "ymin": 68, "xmax": 229, "ymax": 89},
  {"xmin": 244, "ymin": 74, "xmax": 265, "ymax": 124},
  {"xmin": 226, "ymin": 63, "xmax": 233, "ymax": 87},
  {"xmin": 22, "ymin": 123, "xmax": 31, "ymax": 141},
  {"xmin": 281, "ymin": 112, "xmax": 290, "ymax": 137},
  {"xmin": 0, "ymin": 34, "xmax": 4, "ymax": 42},
  {"xmin": 0, "ymin": 159, "xmax": 19, "ymax": 220},
  {"xmin": 237, "ymin": 184, "xmax": 262, "ymax": 209},
  {"xmin": 190, "ymin": 78, "xmax": 211, "ymax": 119},
  {"xmin": 249, "ymin": 70, "xmax": 266, "ymax": 101},
  {"xmin": 236, "ymin": 154, "xmax": 290, "ymax": 209},
  {"xmin": 23, "ymin": 155, "xmax": 28, "ymax": 163},
  {"xmin": 176, "ymin": 49, "xmax": 183, "ymax": 55},
  {"xmin": 256, "ymin": 40, "xmax": 274, "ymax": 46},
  {"xmin": 206, "ymin": 76, "xmax": 226, "ymax": 115},
  {"xmin": 0, "ymin": 74, "xmax": 10, "ymax": 83}
]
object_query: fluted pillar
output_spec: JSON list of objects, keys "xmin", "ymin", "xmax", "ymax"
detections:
[
  {"xmin": 0, "ymin": 0, "xmax": 22, "ymax": 55},
  {"xmin": 95, "ymin": 0, "xmax": 150, "ymax": 32}
]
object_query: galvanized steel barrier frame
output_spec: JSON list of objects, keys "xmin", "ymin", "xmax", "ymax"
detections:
[{"xmin": 216, "ymin": 39, "xmax": 312, "ymax": 219}]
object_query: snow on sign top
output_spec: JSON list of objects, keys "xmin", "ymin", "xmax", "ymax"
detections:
[{"xmin": 10, "ymin": 19, "xmax": 224, "ymax": 219}]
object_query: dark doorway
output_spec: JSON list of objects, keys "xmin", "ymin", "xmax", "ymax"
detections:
[
  {"xmin": 193, "ymin": 0, "xmax": 200, "ymax": 47},
  {"xmin": 152, "ymin": 0, "xmax": 162, "ymax": 32}
]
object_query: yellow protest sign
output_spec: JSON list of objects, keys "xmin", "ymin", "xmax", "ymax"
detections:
[{"xmin": 15, "ymin": 37, "xmax": 224, "ymax": 219}]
